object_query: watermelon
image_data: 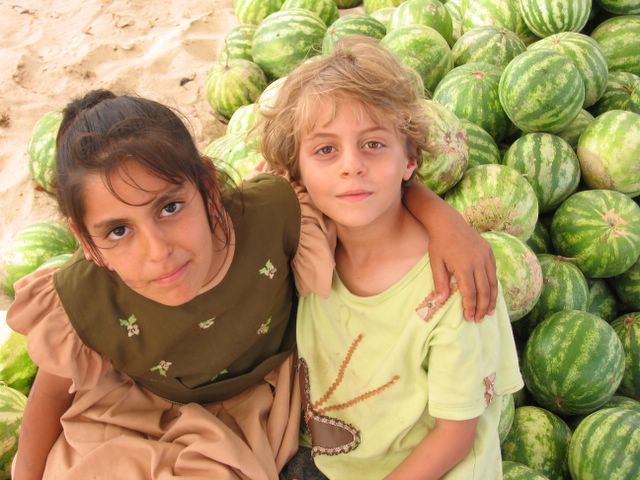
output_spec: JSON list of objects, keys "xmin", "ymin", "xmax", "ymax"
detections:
[
  {"xmin": 232, "ymin": 0, "xmax": 284, "ymax": 25},
  {"xmin": 322, "ymin": 14, "xmax": 387, "ymax": 54},
  {"xmin": 501, "ymin": 405, "xmax": 571, "ymax": 480},
  {"xmin": 596, "ymin": 0, "xmax": 640, "ymax": 15},
  {"xmin": 26, "ymin": 110, "xmax": 62, "ymax": 193},
  {"xmin": 499, "ymin": 393, "xmax": 516, "ymax": 443},
  {"xmin": 526, "ymin": 219, "xmax": 553, "ymax": 255},
  {"xmin": 590, "ymin": 15, "xmax": 640, "ymax": 76},
  {"xmin": 36, "ymin": 253, "xmax": 72, "ymax": 271},
  {"xmin": 257, "ymin": 76, "xmax": 288, "ymax": 113},
  {"xmin": 502, "ymin": 461, "xmax": 551, "ymax": 480},
  {"xmin": 481, "ymin": 231, "xmax": 543, "ymax": 321},
  {"xmin": 381, "ymin": 24, "xmax": 453, "ymax": 94},
  {"xmin": 434, "ymin": 62, "xmax": 510, "ymax": 141},
  {"xmin": 217, "ymin": 24, "xmax": 257, "ymax": 64},
  {"xmin": 363, "ymin": 0, "xmax": 404, "ymax": 15},
  {"xmin": 445, "ymin": 164, "xmax": 539, "ymax": 242},
  {"xmin": 204, "ymin": 131, "xmax": 262, "ymax": 185},
  {"xmin": 281, "ymin": 0, "xmax": 340, "ymax": 26},
  {"xmin": 587, "ymin": 279, "xmax": 618, "ymax": 322},
  {"xmin": 390, "ymin": 0, "xmax": 454, "ymax": 45},
  {"xmin": 226, "ymin": 103, "xmax": 260, "ymax": 135},
  {"xmin": 462, "ymin": 0, "xmax": 537, "ymax": 45},
  {"xmin": 0, "ymin": 316, "xmax": 37, "ymax": 397},
  {"xmin": 417, "ymin": 100, "xmax": 468, "ymax": 195},
  {"xmin": 610, "ymin": 258, "xmax": 640, "ymax": 310},
  {"xmin": 590, "ymin": 71, "xmax": 640, "ymax": 116},
  {"xmin": 568, "ymin": 407, "xmax": 640, "ymax": 480},
  {"xmin": 205, "ymin": 59, "xmax": 267, "ymax": 120},
  {"xmin": 0, "ymin": 384, "xmax": 27, "ymax": 479},
  {"xmin": 499, "ymin": 49, "xmax": 585, "ymax": 133},
  {"xmin": 460, "ymin": 119, "xmax": 501, "ymax": 169},
  {"xmin": 443, "ymin": 0, "xmax": 464, "ymax": 44},
  {"xmin": 528, "ymin": 32, "xmax": 608, "ymax": 108},
  {"xmin": 252, "ymin": 9, "xmax": 327, "ymax": 79},
  {"xmin": 452, "ymin": 26, "xmax": 526, "ymax": 70},
  {"xmin": 502, "ymin": 133, "xmax": 580, "ymax": 213},
  {"xmin": 611, "ymin": 312, "xmax": 640, "ymax": 399},
  {"xmin": 555, "ymin": 109, "xmax": 594, "ymax": 149},
  {"xmin": 550, "ymin": 189, "xmax": 640, "ymax": 278},
  {"xmin": 518, "ymin": 0, "xmax": 591, "ymax": 38},
  {"xmin": 577, "ymin": 110, "xmax": 640, "ymax": 197},
  {"xmin": 522, "ymin": 310, "xmax": 625, "ymax": 415},
  {"xmin": 515, "ymin": 254, "xmax": 589, "ymax": 339},
  {"xmin": 605, "ymin": 394, "xmax": 640, "ymax": 410},
  {"xmin": 2, "ymin": 221, "xmax": 78, "ymax": 297},
  {"xmin": 369, "ymin": 6, "xmax": 397, "ymax": 29}
]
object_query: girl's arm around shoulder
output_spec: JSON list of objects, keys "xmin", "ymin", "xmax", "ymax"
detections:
[
  {"xmin": 385, "ymin": 417, "xmax": 479, "ymax": 480},
  {"xmin": 403, "ymin": 180, "xmax": 497, "ymax": 322},
  {"xmin": 13, "ymin": 370, "xmax": 73, "ymax": 480}
]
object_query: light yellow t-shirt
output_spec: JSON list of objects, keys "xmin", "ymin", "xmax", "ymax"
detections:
[{"xmin": 296, "ymin": 255, "xmax": 523, "ymax": 480}]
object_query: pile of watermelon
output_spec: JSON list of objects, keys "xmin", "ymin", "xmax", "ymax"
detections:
[{"xmin": 3, "ymin": 0, "xmax": 640, "ymax": 478}]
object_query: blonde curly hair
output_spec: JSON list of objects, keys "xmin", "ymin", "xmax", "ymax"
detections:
[{"xmin": 258, "ymin": 35, "xmax": 430, "ymax": 181}]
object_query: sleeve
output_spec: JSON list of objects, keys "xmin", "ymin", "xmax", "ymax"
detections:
[
  {"xmin": 424, "ymin": 289, "xmax": 523, "ymax": 421},
  {"xmin": 6, "ymin": 267, "xmax": 114, "ymax": 394}
]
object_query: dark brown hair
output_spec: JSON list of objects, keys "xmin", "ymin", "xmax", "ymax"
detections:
[{"xmin": 55, "ymin": 89, "xmax": 231, "ymax": 261}]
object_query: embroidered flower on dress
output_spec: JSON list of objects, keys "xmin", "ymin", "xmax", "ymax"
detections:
[
  {"xmin": 484, "ymin": 372, "xmax": 496, "ymax": 406},
  {"xmin": 119, "ymin": 314, "xmax": 140, "ymax": 337},
  {"xmin": 259, "ymin": 259, "xmax": 277, "ymax": 279},
  {"xmin": 199, "ymin": 317, "xmax": 216, "ymax": 329},
  {"xmin": 211, "ymin": 368, "xmax": 229, "ymax": 381},
  {"xmin": 150, "ymin": 360, "xmax": 172, "ymax": 377},
  {"xmin": 257, "ymin": 317, "xmax": 271, "ymax": 335}
]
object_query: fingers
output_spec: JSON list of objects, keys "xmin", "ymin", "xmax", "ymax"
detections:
[
  {"xmin": 455, "ymin": 265, "xmax": 478, "ymax": 322},
  {"xmin": 431, "ymin": 256, "xmax": 451, "ymax": 304},
  {"xmin": 486, "ymin": 247, "xmax": 498, "ymax": 316}
]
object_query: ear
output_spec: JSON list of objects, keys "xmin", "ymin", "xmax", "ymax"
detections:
[{"xmin": 403, "ymin": 140, "xmax": 419, "ymax": 181}]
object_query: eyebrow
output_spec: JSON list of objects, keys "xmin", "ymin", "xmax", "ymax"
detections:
[
  {"xmin": 91, "ymin": 184, "xmax": 186, "ymax": 231},
  {"xmin": 304, "ymin": 125, "xmax": 394, "ymax": 141}
]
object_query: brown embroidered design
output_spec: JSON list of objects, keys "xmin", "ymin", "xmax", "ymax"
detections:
[
  {"xmin": 415, "ymin": 283, "xmax": 459, "ymax": 321},
  {"xmin": 299, "ymin": 334, "xmax": 400, "ymax": 457},
  {"xmin": 484, "ymin": 372, "xmax": 496, "ymax": 406}
]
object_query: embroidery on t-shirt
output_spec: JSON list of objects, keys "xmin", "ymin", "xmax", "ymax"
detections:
[
  {"xmin": 119, "ymin": 314, "xmax": 140, "ymax": 337},
  {"xmin": 299, "ymin": 334, "xmax": 400, "ymax": 457},
  {"xmin": 199, "ymin": 317, "xmax": 216, "ymax": 329},
  {"xmin": 415, "ymin": 283, "xmax": 459, "ymax": 322},
  {"xmin": 211, "ymin": 368, "xmax": 229, "ymax": 381},
  {"xmin": 150, "ymin": 360, "xmax": 172, "ymax": 377},
  {"xmin": 259, "ymin": 259, "xmax": 277, "ymax": 279},
  {"xmin": 257, "ymin": 317, "xmax": 271, "ymax": 335},
  {"xmin": 484, "ymin": 372, "xmax": 496, "ymax": 406}
]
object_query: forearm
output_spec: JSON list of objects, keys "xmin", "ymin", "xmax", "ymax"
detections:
[
  {"xmin": 13, "ymin": 371, "xmax": 73, "ymax": 480},
  {"xmin": 403, "ymin": 180, "xmax": 468, "ymax": 231},
  {"xmin": 385, "ymin": 417, "xmax": 478, "ymax": 480}
]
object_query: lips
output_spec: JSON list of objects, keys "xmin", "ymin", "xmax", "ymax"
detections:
[
  {"xmin": 152, "ymin": 261, "xmax": 189, "ymax": 284},
  {"xmin": 336, "ymin": 190, "xmax": 372, "ymax": 201}
]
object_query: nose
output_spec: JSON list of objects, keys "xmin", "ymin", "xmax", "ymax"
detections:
[
  {"xmin": 140, "ymin": 224, "xmax": 173, "ymax": 261},
  {"xmin": 340, "ymin": 146, "xmax": 366, "ymax": 176}
]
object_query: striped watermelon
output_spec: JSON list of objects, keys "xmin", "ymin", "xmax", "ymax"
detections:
[
  {"xmin": 515, "ymin": 254, "xmax": 589, "ymax": 339},
  {"xmin": 611, "ymin": 312, "xmax": 640, "ymax": 399},
  {"xmin": 445, "ymin": 164, "xmax": 539, "ymax": 241},
  {"xmin": 322, "ymin": 14, "xmax": 387, "ymax": 54},
  {"xmin": 523, "ymin": 310, "xmax": 625, "ymax": 415},
  {"xmin": 417, "ymin": 100, "xmax": 468, "ymax": 194},
  {"xmin": 452, "ymin": 26, "xmax": 526, "ymax": 70},
  {"xmin": 0, "ymin": 318, "xmax": 37, "ymax": 397},
  {"xmin": 550, "ymin": 189, "xmax": 640, "ymax": 278},
  {"xmin": 434, "ymin": 62, "xmax": 510, "ymax": 141},
  {"xmin": 444, "ymin": 0, "xmax": 464, "ymax": 44},
  {"xmin": 502, "ymin": 461, "xmax": 551, "ymax": 480},
  {"xmin": 0, "ymin": 384, "xmax": 27, "ymax": 478},
  {"xmin": 252, "ymin": 9, "xmax": 327, "ymax": 79},
  {"xmin": 502, "ymin": 133, "xmax": 580, "ymax": 213},
  {"xmin": 528, "ymin": 32, "xmax": 608, "ymax": 108},
  {"xmin": 568, "ymin": 407, "xmax": 640, "ymax": 480},
  {"xmin": 369, "ymin": 6, "xmax": 397, "ymax": 29},
  {"xmin": 460, "ymin": 119, "xmax": 501, "ymax": 169},
  {"xmin": 481, "ymin": 231, "xmax": 543, "ymax": 321},
  {"xmin": 610, "ymin": 258, "xmax": 640, "ymax": 310},
  {"xmin": 596, "ymin": 0, "xmax": 640, "ymax": 14},
  {"xmin": 499, "ymin": 393, "xmax": 516, "ymax": 443},
  {"xmin": 204, "ymin": 132, "xmax": 262, "ymax": 184},
  {"xmin": 205, "ymin": 59, "xmax": 267, "ymax": 120},
  {"xmin": 587, "ymin": 279, "xmax": 619, "ymax": 322},
  {"xmin": 590, "ymin": 71, "xmax": 640, "ymax": 116},
  {"xmin": 36, "ymin": 253, "xmax": 72, "ymax": 271},
  {"xmin": 381, "ymin": 24, "xmax": 453, "ymax": 93},
  {"xmin": 390, "ymin": 0, "xmax": 454, "ymax": 45},
  {"xmin": 232, "ymin": 0, "xmax": 284, "ymax": 25},
  {"xmin": 26, "ymin": 110, "xmax": 62, "ymax": 193},
  {"xmin": 1, "ymin": 222, "xmax": 78, "ymax": 297},
  {"xmin": 590, "ymin": 15, "xmax": 640, "ymax": 76},
  {"xmin": 606, "ymin": 394, "xmax": 640, "ymax": 409},
  {"xmin": 281, "ymin": 0, "xmax": 340, "ymax": 26},
  {"xmin": 462, "ymin": 0, "xmax": 537, "ymax": 45},
  {"xmin": 501, "ymin": 405, "xmax": 571, "ymax": 480},
  {"xmin": 363, "ymin": 0, "xmax": 404, "ymax": 15},
  {"xmin": 217, "ymin": 24, "xmax": 257, "ymax": 64},
  {"xmin": 577, "ymin": 110, "xmax": 640, "ymax": 197},
  {"xmin": 499, "ymin": 49, "xmax": 585, "ymax": 133},
  {"xmin": 555, "ymin": 109, "xmax": 594, "ymax": 149},
  {"xmin": 518, "ymin": 0, "xmax": 591, "ymax": 38},
  {"xmin": 226, "ymin": 103, "xmax": 260, "ymax": 135},
  {"xmin": 526, "ymin": 219, "xmax": 553, "ymax": 255}
]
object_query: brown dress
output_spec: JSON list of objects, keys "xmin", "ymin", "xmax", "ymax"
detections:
[{"xmin": 8, "ymin": 175, "xmax": 334, "ymax": 480}]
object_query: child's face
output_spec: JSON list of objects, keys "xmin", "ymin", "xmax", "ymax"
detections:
[
  {"xmin": 77, "ymin": 161, "xmax": 218, "ymax": 306},
  {"xmin": 298, "ymin": 100, "xmax": 416, "ymax": 230}
]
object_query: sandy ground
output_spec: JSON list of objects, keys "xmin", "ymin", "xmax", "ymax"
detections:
[{"xmin": 0, "ymin": 0, "xmax": 269, "ymax": 309}]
